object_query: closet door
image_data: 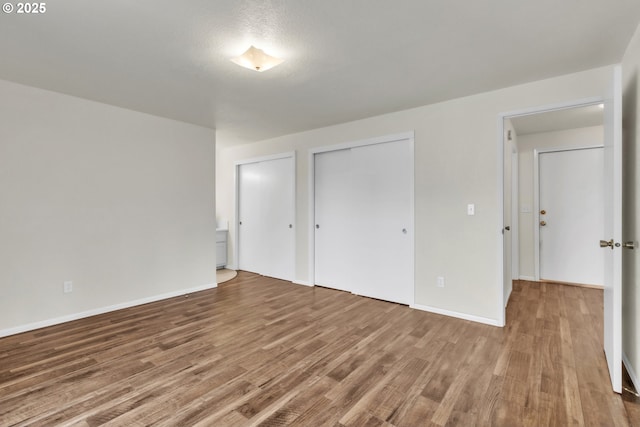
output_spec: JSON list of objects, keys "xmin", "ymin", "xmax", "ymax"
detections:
[
  {"xmin": 314, "ymin": 149, "xmax": 354, "ymax": 292},
  {"xmin": 238, "ymin": 156, "xmax": 294, "ymax": 281},
  {"xmin": 314, "ymin": 138, "xmax": 413, "ymax": 305},
  {"xmin": 350, "ymin": 140, "xmax": 413, "ymax": 304},
  {"xmin": 260, "ymin": 157, "xmax": 294, "ymax": 280}
]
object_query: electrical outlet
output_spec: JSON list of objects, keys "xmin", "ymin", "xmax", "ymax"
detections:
[
  {"xmin": 437, "ymin": 276, "xmax": 445, "ymax": 288},
  {"xmin": 63, "ymin": 281, "xmax": 73, "ymax": 293}
]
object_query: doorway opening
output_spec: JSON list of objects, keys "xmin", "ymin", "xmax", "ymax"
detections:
[
  {"xmin": 499, "ymin": 97, "xmax": 605, "ymax": 321},
  {"xmin": 512, "ymin": 105, "xmax": 605, "ymax": 287},
  {"xmin": 499, "ymin": 65, "xmax": 623, "ymax": 394}
]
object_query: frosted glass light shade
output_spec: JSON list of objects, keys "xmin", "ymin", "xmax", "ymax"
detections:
[{"xmin": 231, "ymin": 45, "xmax": 284, "ymax": 72}]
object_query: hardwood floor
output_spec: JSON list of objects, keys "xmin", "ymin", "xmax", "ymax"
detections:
[{"xmin": 1, "ymin": 273, "xmax": 638, "ymax": 426}]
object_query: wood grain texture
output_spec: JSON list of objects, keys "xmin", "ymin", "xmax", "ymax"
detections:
[{"xmin": 0, "ymin": 274, "xmax": 637, "ymax": 426}]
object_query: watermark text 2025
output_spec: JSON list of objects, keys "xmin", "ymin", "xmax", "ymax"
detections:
[{"xmin": 2, "ymin": 3, "xmax": 47, "ymax": 14}]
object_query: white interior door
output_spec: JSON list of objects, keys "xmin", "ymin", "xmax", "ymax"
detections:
[
  {"xmin": 238, "ymin": 156, "xmax": 294, "ymax": 281},
  {"xmin": 314, "ymin": 149, "xmax": 355, "ymax": 292},
  {"xmin": 313, "ymin": 137, "xmax": 414, "ymax": 305},
  {"xmin": 503, "ymin": 135, "xmax": 513, "ymax": 305},
  {"xmin": 260, "ymin": 157, "xmax": 295, "ymax": 280},
  {"xmin": 350, "ymin": 140, "xmax": 413, "ymax": 304},
  {"xmin": 602, "ymin": 65, "xmax": 622, "ymax": 393},
  {"xmin": 538, "ymin": 148, "xmax": 605, "ymax": 286}
]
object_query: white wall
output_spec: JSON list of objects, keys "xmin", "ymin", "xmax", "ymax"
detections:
[
  {"xmin": 516, "ymin": 125, "xmax": 604, "ymax": 279},
  {"xmin": 0, "ymin": 79, "xmax": 217, "ymax": 335},
  {"xmin": 217, "ymin": 66, "xmax": 612, "ymax": 325},
  {"xmin": 622, "ymin": 22, "xmax": 640, "ymax": 390}
]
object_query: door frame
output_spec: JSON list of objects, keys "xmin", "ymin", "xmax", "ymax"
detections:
[
  {"xmin": 308, "ymin": 131, "xmax": 415, "ymax": 304},
  {"xmin": 511, "ymin": 149, "xmax": 519, "ymax": 282},
  {"xmin": 233, "ymin": 151, "xmax": 296, "ymax": 276},
  {"xmin": 533, "ymin": 145, "xmax": 604, "ymax": 282},
  {"xmin": 497, "ymin": 96, "xmax": 603, "ymax": 326}
]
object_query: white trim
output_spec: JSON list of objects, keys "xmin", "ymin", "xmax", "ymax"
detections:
[
  {"xmin": 408, "ymin": 137, "xmax": 416, "ymax": 306},
  {"xmin": 410, "ymin": 303, "xmax": 501, "ymax": 327},
  {"xmin": 504, "ymin": 287, "xmax": 513, "ymax": 308},
  {"xmin": 533, "ymin": 148, "xmax": 541, "ymax": 281},
  {"xmin": 623, "ymin": 352, "xmax": 640, "ymax": 393},
  {"xmin": 519, "ymin": 275, "xmax": 536, "ymax": 281},
  {"xmin": 310, "ymin": 131, "xmax": 415, "ymax": 155},
  {"xmin": 496, "ymin": 114, "xmax": 506, "ymax": 327},
  {"xmin": 497, "ymin": 97, "xmax": 604, "ymax": 328},
  {"xmin": 308, "ymin": 131, "xmax": 416, "ymax": 306},
  {"xmin": 0, "ymin": 283, "xmax": 217, "ymax": 338},
  {"xmin": 307, "ymin": 148, "xmax": 315, "ymax": 285},
  {"xmin": 534, "ymin": 145, "xmax": 605, "ymax": 154},
  {"xmin": 293, "ymin": 280, "xmax": 314, "ymax": 287},
  {"xmin": 511, "ymin": 149, "xmax": 519, "ymax": 280},
  {"xmin": 233, "ymin": 151, "xmax": 296, "ymax": 167},
  {"xmin": 533, "ymin": 145, "xmax": 604, "ymax": 281},
  {"xmin": 500, "ymin": 97, "xmax": 604, "ymax": 120},
  {"xmin": 234, "ymin": 151, "xmax": 296, "ymax": 280}
]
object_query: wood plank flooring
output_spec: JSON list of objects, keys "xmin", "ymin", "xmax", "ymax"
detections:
[{"xmin": 1, "ymin": 272, "xmax": 638, "ymax": 426}]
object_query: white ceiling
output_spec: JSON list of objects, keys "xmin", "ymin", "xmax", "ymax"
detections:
[
  {"xmin": 1, "ymin": 1, "xmax": 639, "ymax": 147},
  {"xmin": 511, "ymin": 104, "xmax": 604, "ymax": 135}
]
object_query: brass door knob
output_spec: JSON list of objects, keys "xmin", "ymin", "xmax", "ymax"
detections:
[
  {"xmin": 540, "ymin": 210, "xmax": 546, "ymax": 215},
  {"xmin": 539, "ymin": 221, "xmax": 547, "ymax": 226},
  {"xmin": 600, "ymin": 239, "xmax": 614, "ymax": 249}
]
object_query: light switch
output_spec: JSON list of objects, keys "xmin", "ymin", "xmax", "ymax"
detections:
[{"xmin": 467, "ymin": 204, "xmax": 475, "ymax": 216}]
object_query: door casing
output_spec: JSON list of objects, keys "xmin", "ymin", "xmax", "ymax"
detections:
[
  {"xmin": 497, "ymin": 97, "xmax": 603, "ymax": 326},
  {"xmin": 498, "ymin": 78, "xmax": 622, "ymax": 393}
]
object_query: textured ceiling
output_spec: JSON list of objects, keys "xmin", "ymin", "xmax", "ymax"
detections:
[{"xmin": 0, "ymin": 1, "xmax": 639, "ymax": 146}]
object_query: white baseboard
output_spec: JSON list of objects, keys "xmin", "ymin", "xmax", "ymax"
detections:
[
  {"xmin": 0, "ymin": 283, "xmax": 217, "ymax": 338},
  {"xmin": 293, "ymin": 280, "xmax": 314, "ymax": 287},
  {"xmin": 410, "ymin": 303, "xmax": 501, "ymax": 327},
  {"xmin": 623, "ymin": 351, "xmax": 639, "ymax": 392},
  {"xmin": 519, "ymin": 275, "xmax": 536, "ymax": 281}
]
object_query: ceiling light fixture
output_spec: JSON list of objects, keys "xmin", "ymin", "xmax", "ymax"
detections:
[{"xmin": 231, "ymin": 45, "xmax": 284, "ymax": 72}]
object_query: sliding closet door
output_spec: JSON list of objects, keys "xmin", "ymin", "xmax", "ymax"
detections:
[
  {"xmin": 314, "ymin": 149, "xmax": 355, "ymax": 292},
  {"xmin": 238, "ymin": 156, "xmax": 294, "ymax": 281},
  {"xmin": 350, "ymin": 140, "xmax": 413, "ymax": 304},
  {"xmin": 260, "ymin": 157, "xmax": 294, "ymax": 280},
  {"xmin": 314, "ymin": 137, "xmax": 413, "ymax": 305}
]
